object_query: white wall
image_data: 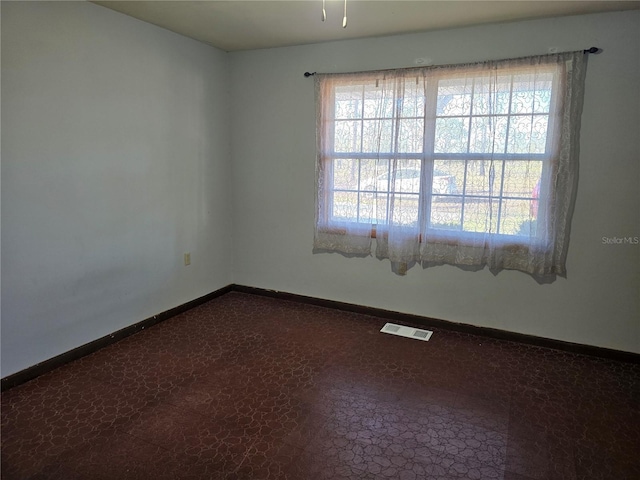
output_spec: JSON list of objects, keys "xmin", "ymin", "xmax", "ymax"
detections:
[
  {"xmin": 229, "ymin": 11, "xmax": 640, "ymax": 353},
  {"xmin": 2, "ymin": 6, "xmax": 638, "ymax": 379},
  {"xmin": 1, "ymin": 2, "xmax": 232, "ymax": 377}
]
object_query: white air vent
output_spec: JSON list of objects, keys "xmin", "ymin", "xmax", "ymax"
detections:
[{"xmin": 380, "ymin": 323, "xmax": 433, "ymax": 342}]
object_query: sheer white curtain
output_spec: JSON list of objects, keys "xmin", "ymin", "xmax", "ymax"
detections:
[{"xmin": 314, "ymin": 52, "xmax": 587, "ymax": 280}]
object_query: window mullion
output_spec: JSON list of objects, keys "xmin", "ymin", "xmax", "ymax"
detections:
[
  {"xmin": 460, "ymin": 160, "xmax": 468, "ymax": 230},
  {"xmin": 495, "ymin": 75, "xmax": 515, "ymax": 234},
  {"xmin": 421, "ymin": 75, "xmax": 438, "ymax": 234},
  {"xmin": 459, "ymin": 77, "xmax": 478, "ymax": 232},
  {"xmin": 356, "ymin": 85, "xmax": 365, "ymax": 223}
]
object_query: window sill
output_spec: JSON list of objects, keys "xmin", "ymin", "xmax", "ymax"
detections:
[{"xmin": 318, "ymin": 224, "xmax": 542, "ymax": 250}]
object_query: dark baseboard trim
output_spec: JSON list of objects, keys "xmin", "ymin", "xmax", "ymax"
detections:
[
  {"xmin": 231, "ymin": 284, "xmax": 640, "ymax": 364},
  {"xmin": 1, "ymin": 285, "xmax": 234, "ymax": 392},
  {"xmin": 3, "ymin": 282, "xmax": 637, "ymax": 392}
]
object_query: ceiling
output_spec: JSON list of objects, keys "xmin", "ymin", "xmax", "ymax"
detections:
[{"xmin": 93, "ymin": 0, "xmax": 640, "ymax": 52}]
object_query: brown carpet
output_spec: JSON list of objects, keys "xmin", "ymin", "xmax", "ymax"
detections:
[{"xmin": 1, "ymin": 292, "xmax": 638, "ymax": 479}]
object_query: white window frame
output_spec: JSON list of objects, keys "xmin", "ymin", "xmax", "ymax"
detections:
[{"xmin": 318, "ymin": 64, "xmax": 562, "ymax": 248}]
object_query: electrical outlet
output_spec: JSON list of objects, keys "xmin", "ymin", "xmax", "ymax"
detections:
[{"xmin": 184, "ymin": 253, "xmax": 191, "ymax": 266}]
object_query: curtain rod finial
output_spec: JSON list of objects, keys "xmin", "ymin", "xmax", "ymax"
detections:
[
  {"xmin": 584, "ymin": 47, "xmax": 601, "ymax": 54},
  {"xmin": 304, "ymin": 72, "xmax": 317, "ymax": 78}
]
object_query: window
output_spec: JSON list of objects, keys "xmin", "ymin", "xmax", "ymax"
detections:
[{"xmin": 314, "ymin": 52, "xmax": 587, "ymax": 279}]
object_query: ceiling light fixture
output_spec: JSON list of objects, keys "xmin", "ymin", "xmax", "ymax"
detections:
[
  {"xmin": 343, "ymin": 0, "xmax": 348, "ymax": 28},
  {"xmin": 322, "ymin": 0, "xmax": 348, "ymax": 28}
]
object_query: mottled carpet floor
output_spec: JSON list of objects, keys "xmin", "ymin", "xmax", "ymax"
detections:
[{"xmin": 1, "ymin": 292, "xmax": 638, "ymax": 479}]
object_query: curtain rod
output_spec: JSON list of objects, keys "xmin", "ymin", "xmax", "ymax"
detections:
[{"xmin": 303, "ymin": 47, "xmax": 601, "ymax": 77}]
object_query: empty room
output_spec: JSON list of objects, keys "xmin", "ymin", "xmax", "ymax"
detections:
[{"xmin": 1, "ymin": 1, "xmax": 639, "ymax": 479}]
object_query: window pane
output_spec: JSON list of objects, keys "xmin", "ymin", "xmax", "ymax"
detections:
[
  {"xmin": 332, "ymin": 159, "xmax": 360, "ymax": 190},
  {"xmin": 363, "ymin": 83, "xmax": 393, "ymax": 119},
  {"xmin": 390, "ymin": 194, "xmax": 420, "ymax": 226},
  {"xmin": 500, "ymin": 199, "xmax": 535, "ymax": 235},
  {"xmin": 335, "ymin": 120, "xmax": 361, "ymax": 153},
  {"xmin": 363, "ymin": 160, "xmax": 422, "ymax": 194},
  {"xmin": 362, "ymin": 119, "xmax": 393, "ymax": 153},
  {"xmin": 438, "ymin": 78, "xmax": 472, "ymax": 116},
  {"xmin": 533, "ymin": 73, "xmax": 553, "ymax": 113},
  {"xmin": 502, "ymin": 161, "xmax": 543, "ymax": 198},
  {"xmin": 392, "ymin": 160, "xmax": 421, "ymax": 193},
  {"xmin": 360, "ymin": 192, "xmax": 390, "ymax": 224},
  {"xmin": 401, "ymin": 79, "xmax": 426, "ymax": 117},
  {"xmin": 398, "ymin": 118, "xmax": 424, "ymax": 153},
  {"xmin": 462, "ymin": 198, "xmax": 499, "ymax": 233},
  {"xmin": 461, "ymin": 160, "xmax": 502, "ymax": 196},
  {"xmin": 361, "ymin": 159, "xmax": 389, "ymax": 191},
  {"xmin": 434, "ymin": 117, "xmax": 470, "ymax": 153},
  {"xmin": 358, "ymin": 192, "xmax": 375, "ymax": 223},
  {"xmin": 469, "ymin": 116, "xmax": 508, "ymax": 154},
  {"xmin": 375, "ymin": 193, "xmax": 390, "ymax": 224},
  {"xmin": 331, "ymin": 191, "xmax": 358, "ymax": 223},
  {"xmin": 506, "ymin": 115, "xmax": 549, "ymax": 154},
  {"xmin": 510, "ymin": 73, "xmax": 554, "ymax": 115},
  {"xmin": 472, "ymin": 75, "xmax": 511, "ymax": 115},
  {"xmin": 433, "ymin": 159, "xmax": 464, "ymax": 195},
  {"xmin": 335, "ymin": 86, "xmax": 362, "ymax": 119},
  {"xmin": 430, "ymin": 196, "xmax": 462, "ymax": 230},
  {"xmin": 333, "ymin": 158, "xmax": 360, "ymax": 190},
  {"xmin": 511, "ymin": 75, "xmax": 537, "ymax": 114}
]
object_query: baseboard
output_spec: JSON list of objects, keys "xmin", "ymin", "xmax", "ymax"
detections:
[
  {"xmin": 0, "ymin": 285, "xmax": 233, "ymax": 392},
  {"xmin": 3, "ymin": 282, "xmax": 637, "ymax": 392},
  {"xmin": 231, "ymin": 284, "xmax": 640, "ymax": 364}
]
